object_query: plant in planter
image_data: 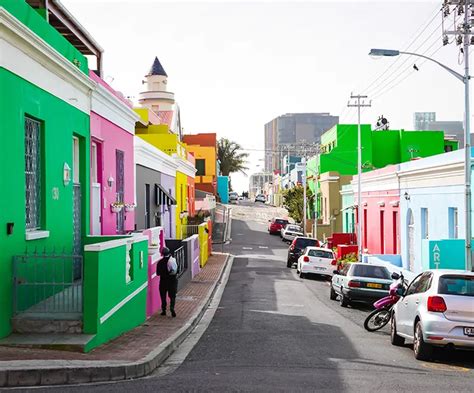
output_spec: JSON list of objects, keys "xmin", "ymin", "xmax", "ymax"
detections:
[
  {"xmin": 125, "ymin": 203, "xmax": 136, "ymax": 212},
  {"xmin": 337, "ymin": 252, "xmax": 358, "ymax": 270},
  {"xmin": 110, "ymin": 202, "xmax": 124, "ymax": 213}
]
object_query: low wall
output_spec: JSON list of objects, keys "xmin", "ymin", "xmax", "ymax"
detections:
[
  {"xmin": 142, "ymin": 227, "xmax": 165, "ymax": 318},
  {"xmin": 83, "ymin": 236, "xmax": 148, "ymax": 352},
  {"xmin": 198, "ymin": 222, "xmax": 209, "ymax": 267}
]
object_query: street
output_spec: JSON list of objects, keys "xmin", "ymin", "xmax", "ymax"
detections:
[{"xmin": 8, "ymin": 202, "xmax": 474, "ymax": 392}]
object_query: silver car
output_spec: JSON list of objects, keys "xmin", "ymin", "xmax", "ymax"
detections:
[{"xmin": 391, "ymin": 269, "xmax": 474, "ymax": 360}]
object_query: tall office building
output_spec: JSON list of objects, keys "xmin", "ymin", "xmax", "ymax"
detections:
[
  {"xmin": 249, "ymin": 172, "xmax": 273, "ymax": 198},
  {"xmin": 264, "ymin": 113, "xmax": 339, "ymax": 173},
  {"xmin": 413, "ymin": 112, "xmax": 436, "ymax": 130}
]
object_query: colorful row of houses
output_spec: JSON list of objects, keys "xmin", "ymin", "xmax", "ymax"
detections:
[
  {"xmin": 265, "ymin": 122, "xmax": 472, "ymax": 273},
  {"xmin": 0, "ymin": 0, "xmax": 228, "ymax": 351}
]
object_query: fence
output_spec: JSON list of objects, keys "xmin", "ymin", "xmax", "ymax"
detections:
[
  {"xmin": 181, "ymin": 224, "xmax": 200, "ymax": 239},
  {"xmin": 13, "ymin": 251, "xmax": 83, "ymax": 316},
  {"xmin": 174, "ymin": 245, "xmax": 187, "ymax": 278}
]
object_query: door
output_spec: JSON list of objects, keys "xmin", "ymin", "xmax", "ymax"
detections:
[
  {"xmin": 91, "ymin": 142, "xmax": 101, "ymax": 235},
  {"xmin": 397, "ymin": 273, "xmax": 423, "ymax": 335},
  {"xmin": 380, "ymin": 210, "xmax": 385, "ymax": 253},
  {"xmin": 116, "ymin": 150, "xmax": 125, "ymax": 234},
  {"xmin": 72, "ymin": 137, "xmax": 81, "ymax": 257},
  {"xmin": 407, "ymin": 209, "xmax": 415, "ymax": 271},
  {"xmin": 145, "ymin": 184, "xmax": 151, "ymax": 229}
]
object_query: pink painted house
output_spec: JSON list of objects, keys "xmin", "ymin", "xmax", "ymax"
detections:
[{"xmin": 89, "ymin": 72, "xmax": 140, "ymax": 235}]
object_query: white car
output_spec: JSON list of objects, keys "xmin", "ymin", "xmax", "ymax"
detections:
[
  {"xmin": 391, "ymin": 269, "xmax": 474, "ymax": 360},
  {"xmin": 255, "ymin": 194, "xmax": 266, "ymax": 203},
  {"xmin": 281, "ymin": 224, "xmax": 304, "ymax": 242},
  {"xmin": 296, "ymin": 247, "xmax": 336, "ymax": 278}
]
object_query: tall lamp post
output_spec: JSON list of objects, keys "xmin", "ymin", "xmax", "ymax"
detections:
[{"xmin": 369, "ymin": 44, "xmax": 472, "ymax": 271}]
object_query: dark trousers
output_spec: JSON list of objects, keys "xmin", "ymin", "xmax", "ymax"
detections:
[{"xmin": 159, "ymin": 278, "xmax": 178, "ymax": 311}]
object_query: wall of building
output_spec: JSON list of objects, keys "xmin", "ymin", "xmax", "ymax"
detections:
[
  {"xmin": 161, "ymin": 173, "xmax": 176, "ymax": 238},
  {"xmin": 90, "ymin": 112, "xmax": 135, "ymax": 234},
  {"xmin": 136, "ymin": 164, "xmax": 162, "ymax": 230},
  {"xmin": 217, "ymin": 176, "xmax": 229, "ymax": 204},
  {"xmin": 175, "ymin": 171, "xmax": 188, "ymax": 239},
  {"xmin": 0, "ymin": 69, "xmax": 90, "ymax": 338}
]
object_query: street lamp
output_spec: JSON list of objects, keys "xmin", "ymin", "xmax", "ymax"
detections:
[{"xmin": 369, "ymin": 46, "xmax": 472, "ymax": 271}]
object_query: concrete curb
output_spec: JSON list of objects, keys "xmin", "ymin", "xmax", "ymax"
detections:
[{"xmin": 0, "ymin": 253, "xmax": 231, "ymax": 388}]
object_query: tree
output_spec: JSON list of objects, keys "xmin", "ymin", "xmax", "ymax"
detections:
[
  {"xmin": 217, "ymin": 138, "xmax": 249, "ymax": 177},
  {"xmin": 282, "ymin": 185, "xmax": 314, "ymax": 223}
]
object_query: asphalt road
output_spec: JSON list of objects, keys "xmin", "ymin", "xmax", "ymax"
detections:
[{"xmin": 11, "ymin": 202, "xmax": 474, "ymax": 392}]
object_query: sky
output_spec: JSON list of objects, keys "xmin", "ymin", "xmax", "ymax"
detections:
[{"xmin": 61, "ymin": 0, "xmax": 467, "ymax": 193}]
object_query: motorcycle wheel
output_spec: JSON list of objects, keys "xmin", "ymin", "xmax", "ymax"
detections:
[{"xmin": 364, "ymin": 308, "xmax": 391, "ymax": 332}]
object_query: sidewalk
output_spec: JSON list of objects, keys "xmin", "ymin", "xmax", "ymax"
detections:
[{"xmin": 0, "ymin": 252, "xmax": 230, "ymax": 388}]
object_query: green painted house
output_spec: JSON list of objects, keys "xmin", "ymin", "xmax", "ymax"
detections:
[{"xmin": 0, "ymin": 0, "xmax": 148, "ymax": 352}]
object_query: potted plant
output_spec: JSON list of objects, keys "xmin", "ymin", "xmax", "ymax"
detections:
[
  {"xmin": 110, "ymin": 202, "xmax": 124, "ymax": 213},
  {"xmin": 125, "ymin": 203, "xmax": 136, "ymax": 212}
]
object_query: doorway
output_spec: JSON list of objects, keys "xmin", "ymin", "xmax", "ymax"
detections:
[{"xmin": 91, "ymin": 141, "xmax": 102, "ymax": 235}]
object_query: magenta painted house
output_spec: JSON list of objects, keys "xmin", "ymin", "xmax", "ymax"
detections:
[{"xmin": 89, "ymin": 72, "xmax": 140, "ymax": 235}]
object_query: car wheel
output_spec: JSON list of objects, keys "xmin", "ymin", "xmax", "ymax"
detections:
[
  {"xmin": 413, "ymin": 321, "xmax": 433, "ymax": 361},
  {"xmin": 299, "ymin": 271, "xmax": 305, "ymax": 278},
  {"xmin": 286, "ymin": 260, "xmax": 292, "ymax": 268},
  {"xmin": 390, "ymin": 316, "xmax": 405, "ymax": 346},
  {"xmin": 329, "ymin": 285, "xmax": 337, "ymax": 301},
  {"xmin": 339, "ymin": 290, "xmax": 350, "ymax": 307}
]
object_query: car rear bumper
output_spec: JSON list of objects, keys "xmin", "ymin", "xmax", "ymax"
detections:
[
  {"xmin": 342, "ymin": 287, "xmax": 388, "ymax": 302},
  {"xmin": 301, "ymin": 264, "xmax": 333, "ymax": 276},
  {"xmin": 423, "ymin": 317, "xmax": 474, "ymax": 348}
]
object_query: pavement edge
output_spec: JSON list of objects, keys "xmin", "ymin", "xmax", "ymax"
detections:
[{"xmin": 0, "ymin": 252, "xmax": 232, "ymax": 388}]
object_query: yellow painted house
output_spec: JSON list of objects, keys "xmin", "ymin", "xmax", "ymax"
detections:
[{"xmin": 135, "ymin": 119, "xmax": 196, "ymax": 239}]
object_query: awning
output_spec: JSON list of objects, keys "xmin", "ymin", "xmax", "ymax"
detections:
[{"xmin": 155, "ymin": 184, "xmax": 176, "ymax": 206}]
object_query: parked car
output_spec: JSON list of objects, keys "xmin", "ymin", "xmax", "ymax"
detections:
[
  {"xmin": 255, "ymin": 194, "xmax": 266, "ymax": 203},
  {"xmin": 391, "ymin": 270, "xmax": 474, "ymax": 360},
  {"xmin": 296, "ymin": 247, "xmax": 337, "ymax": 278},
  {"xmin": 268, "ymin": 218, "xmax": 289, "ymax": 235},
  {"xmin": 330, "ymin": 263, "xmax": 392, "ymax": 307},
  {"xmin": 281, "ymin": 224, "xmax": 304, "ymax": 242},
  {"xmin": 287, "ymin": 236, "xmax": 320, "ymax": 268},
  {"xmin": 229, "ymin": 192, "xmax": 239, "ymax": 203}
]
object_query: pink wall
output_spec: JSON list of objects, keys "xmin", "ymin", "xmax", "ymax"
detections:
[
  {"xmin": 142, "ymin": 227, "xmax": 165, "ymax": 317},
  {"xmin": 90, "ymin": 112, "xmax": 135, "ymax": 234},
  {"xmin": 357, "ymin": 190, "xmax": 400, "ymax": 255}
]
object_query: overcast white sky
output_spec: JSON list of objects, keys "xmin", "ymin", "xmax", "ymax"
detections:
[{"xmin": 62, "ymin": 0, "xmax": 467, "ymax": 193}]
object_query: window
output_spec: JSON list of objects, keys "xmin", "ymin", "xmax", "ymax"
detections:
[
  {"xmin": 25, "ymin": 117, "xmax": 42, "ymax": 231},
  {"xmin": 308, "ymin": 249, "xmax": 333, "ymax": 259},
  {"xmin": 421, "ymin": 208, "xmax": 429, "ymax": 239},
  {"xmin": 196, "ymin": 159, "xmax": 206, "ymax": 176},
  {"xmin": 448, "ymin": 207, "xmax": 459, "ymax": 239},
  {"xmin": 351, "ymin": 265, "xmax": 391, "ymax": 279},
  {"xmin": 73, "ymin": 137, "xmax": 80, "ymax": 184},
  {"xmin": 91, "ymin": 142, "xmax": 98, "ymax": 183},
  {"xmin": 380, "ymin": 211, "xmax": 385, "ymax": 253},
  {"xmin": 438, "ymin": 275, "xmax": 474, "ymax": 297},
  {"xmin": 392, "ymin": 211, "xmax": 398, "ymax": 254}
]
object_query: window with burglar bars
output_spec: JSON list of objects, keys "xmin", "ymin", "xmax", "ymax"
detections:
[{"xmin": 25, "ymin": 117, "xmax": 41, "ymax": 231}]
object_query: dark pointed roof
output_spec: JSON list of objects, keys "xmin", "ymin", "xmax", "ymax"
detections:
[{"xmin": 148, "ymin": 56, "xmax": 168, "ymax": 77}]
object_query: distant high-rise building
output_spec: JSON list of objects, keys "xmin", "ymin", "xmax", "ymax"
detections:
[
  {"xmin": 264, "ymin": 113, "xmax": 339, "ymax": 173},
  {"xmin": 413, "ymin": 112, "xmax": 436, "ymax": 130},
  {"xmin": 249, "ymin": 172, "xmax": 273, "ymax": 198}
]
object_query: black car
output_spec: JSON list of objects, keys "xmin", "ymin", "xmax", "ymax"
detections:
[{"xmin": 287, "ymin": 236, "xmax": 320, "ymax": 268}]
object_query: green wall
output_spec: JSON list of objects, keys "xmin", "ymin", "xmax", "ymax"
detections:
[
  {"xmin": 0, "ymin": 0, "xmax": 88, "ymax": 74},
  {"xmin": 371, "ymin": 131, "xmax": 400, "ymax": 167},
  {"xmin": 0, "ymin": 69, "xmax": 90, "ymax": 338},
  {"xmin": 83, "ymin": 239, "xmax": 148, "ymax": 352},
  {"xmin": 399, "ymin": 131, "xmax": 445, "ymax": 162}
]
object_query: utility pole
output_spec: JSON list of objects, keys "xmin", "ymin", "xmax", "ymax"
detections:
[
  {"xmin": 348, "ymin": 94, "xmax": 371, "ymax": 262},
  {"xmin": 442, "ymin": 0, "xmax": 473, "ymax": 270}
]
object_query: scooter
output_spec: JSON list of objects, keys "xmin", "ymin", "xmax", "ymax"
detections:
[{"xmin": 363, "ymin": 272, "xmax": 405, "ymax": 332}]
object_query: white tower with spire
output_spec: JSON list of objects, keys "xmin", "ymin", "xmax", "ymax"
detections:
[{"xmin": 139, "ymin": 56, "xmax": 175, "ymax": 113}]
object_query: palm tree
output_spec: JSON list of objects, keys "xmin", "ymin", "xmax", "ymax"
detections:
[{"xmin": 217, "ymin": 138, "xmax": 249, "ymax": 176}]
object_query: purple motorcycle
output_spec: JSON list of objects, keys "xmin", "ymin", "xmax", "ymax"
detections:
[{"xmin": 364, "ymin": 272, "xmax": 405, "ymax": 332}]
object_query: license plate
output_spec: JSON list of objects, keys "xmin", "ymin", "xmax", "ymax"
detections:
[
  {"xmin": 313, "ymin": 266, "xmax": 324, "ymax": 271},
  {"xmin": 464, "ymin": 327, "xmax": 474, "ymax": 337},
  {"xmin": 366, "ymin": 283, "xmax": 382, "ymax": 289}
]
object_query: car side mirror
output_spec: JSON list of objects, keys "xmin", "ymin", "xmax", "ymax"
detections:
[{"xmin": 391, "ymin": 272, "xmax": 400, "ymax": 280}]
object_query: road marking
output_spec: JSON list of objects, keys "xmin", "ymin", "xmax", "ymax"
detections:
[
  {"xmin": 421, "ymin": 362, "xmax": 471, "ymax": 373},
  {"xmin": 258, "ymin": 246, "xmax": 268, "ymax": 249},
  {"xmin": 242, "ymin": 247, "xmax": 253, "ymax": 250}
]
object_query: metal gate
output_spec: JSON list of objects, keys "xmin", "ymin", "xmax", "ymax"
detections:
[
  {"xmin": 13, "ymin": 252, "xmax": 83, "ymax": 316},
  {"xmin": 116, "ymin": 150, "xmax": 125, "ymax": 234}
]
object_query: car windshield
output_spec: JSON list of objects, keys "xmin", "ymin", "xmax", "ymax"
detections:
[
  {"xmin": 295, "ymin": 238, "xmax": 318, "ymax": 249},
  {"xmin": 351, "ymin": 265, "xmax": 391, "ymax": 279},
  {"xmin": 275, "ymin": 219, "xmax": 288, "ymax": 225},
  {"xmin": 287, "ymin": 225, "xmax": 301, "ymax": 232},
  {"xmin": 438, "ymin": 275, "xmax": 474, "ymax": 297},
  {"xmin": 308, "ymin": 249, "xmax": 333, "ymax": 259}
]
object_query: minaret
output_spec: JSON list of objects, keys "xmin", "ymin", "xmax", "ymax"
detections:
[{"xmin": 139, "ymin": 56, "xmax": 175, "ymax": 113}]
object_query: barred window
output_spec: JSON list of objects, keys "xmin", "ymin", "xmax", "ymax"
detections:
[{"xmin": 25, "ymin": 117, "xmax": 41, "ymax": 231}]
